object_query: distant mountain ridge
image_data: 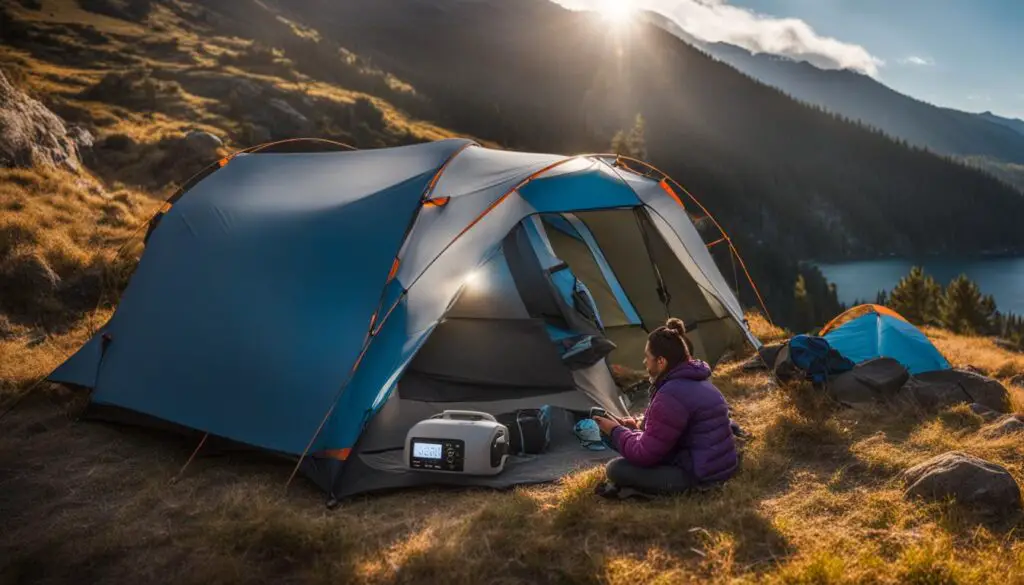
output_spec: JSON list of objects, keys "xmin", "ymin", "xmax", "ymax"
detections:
[
  {"xmin": 978, "ymin": 111, "xmax": 1024, "ymax": 137},
  {"xmin": 640, "ymin": 12, "xmax": 1024, "ymax": 165}
]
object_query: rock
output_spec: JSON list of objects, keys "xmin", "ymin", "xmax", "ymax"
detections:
[
  {"xmin": 901, "ymin": 375, "xmax": 971, "ymax": 411},
  {"xmin": 994, "ymin": 338, "xmax": 1022, "ymax": 353},
  {"xmin": 265, "ymin": 98, "xmax": 311, "ymax": 136},
  {"xmin": 981, "ymin": 415, "xmax": 1024, "ymax": 438},
  {"xmin": 0, "ymin": 71, "xmax": 81, "ymax": 171},
  {"xmin": 67, "ymin": 126, "xmax": 94, "ymax": 150},
  {"xmin": 901, "ymin": 369, "xmax": 1011, "ymax": 413},
  {"xmin": 184, "ymin": 130, "xmax": 223, "ymax": 157},
  {"xmin": 249, "ymin": 125, "xmax": 272, "ymax": 145},
  {"xmin": 969, "ymin": 403, "xmax": 1001, "ymax": 422},
  {"xmin": 1009, "ymin": 375, "xmax": 1024, "ymax": 389},
  {"xmin": 229, "ymin": 79, "xmax": 262, "ymax": 101},
  {"xmin": 3, "ymin": 252, "xmax": 60, "ymax": 295},
  {"xmin": 903, "ymin": 451, "xmax": 1021, "ymax": 516}
]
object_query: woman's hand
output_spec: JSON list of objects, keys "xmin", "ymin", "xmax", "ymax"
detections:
[
  {"xmin": 619, "ymin": 417, "xmax": 639, "ymax": 430},
  {"xmin": 592, "ymin": 415, "xmax": 620, "ymax": 435}
]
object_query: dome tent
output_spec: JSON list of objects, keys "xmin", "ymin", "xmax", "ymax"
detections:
[
  {"xmin": 49, "ymin": 138, "xmax": 760, "ymax": 498},
  {"xmin": 820, "ymin": 304, "xmax": 951, "ymax": 375}
]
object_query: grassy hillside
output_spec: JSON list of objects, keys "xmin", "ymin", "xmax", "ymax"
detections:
[{"xmin": 3, "ymin": 3, "xmax": 1024, "ymax": 583}]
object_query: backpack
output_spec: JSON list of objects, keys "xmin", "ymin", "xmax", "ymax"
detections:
[{"xmin": 781, "ymin": 335, "xmax": 855, "ymax": 384}]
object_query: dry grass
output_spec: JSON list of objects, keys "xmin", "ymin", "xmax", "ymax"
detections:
[
  {"xmin": 0, "ymin": 167, "xmax": 154, "ymax": 335},
  {"xmin": 3, "ymin": 331, "xmax": 1023, "ymax": 584}
]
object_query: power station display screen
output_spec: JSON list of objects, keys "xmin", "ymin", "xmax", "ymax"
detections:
[
  {"xmin": 412, "ymin": 441, "xmax": 443, "ymax": 460},
  {"xmin": 409, "ymin": 438, "xmax": 465, "ymax": 472}
]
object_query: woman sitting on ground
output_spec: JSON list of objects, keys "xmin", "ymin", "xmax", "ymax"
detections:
[{"xmin": 593, "ymin": 318, "xmax": 738, "ymax": 496}]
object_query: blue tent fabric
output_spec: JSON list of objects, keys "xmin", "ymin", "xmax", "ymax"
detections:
[
  {"xmin": 52, "ymin": 142, "xmax": 466, "ymax": 455},
  {"xmin": 824, "ymin": 313, "xmax": 950, "ymax": 375}
]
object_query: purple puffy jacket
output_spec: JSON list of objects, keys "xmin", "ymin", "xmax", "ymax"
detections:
[{"xmin": 610, "ymin": 360, "xmax": 738, "ymax": 482}]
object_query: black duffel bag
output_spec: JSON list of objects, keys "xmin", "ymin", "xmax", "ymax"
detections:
[{"xmin": 496, "ymin": 406, "xmax": 551, "ymax": 455}]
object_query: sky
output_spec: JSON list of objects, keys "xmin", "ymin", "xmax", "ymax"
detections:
[{"xmin": 552, "ymin": 0, "xmax": 1024, "ymax": 119}]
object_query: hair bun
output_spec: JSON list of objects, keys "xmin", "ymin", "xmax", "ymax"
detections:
[{"xmin": 665, "ymin": 318, "xmax": 686, "ymax": 334}]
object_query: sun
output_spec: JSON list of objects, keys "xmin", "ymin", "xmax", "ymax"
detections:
[{"xmin": 597, "ymin": 0, "xmax": 634, "ymax": 23}]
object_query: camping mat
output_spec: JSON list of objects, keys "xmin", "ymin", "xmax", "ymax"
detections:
[{"xmin": 336, "ymin": 408, "xmax": 617, "ymax": 497}]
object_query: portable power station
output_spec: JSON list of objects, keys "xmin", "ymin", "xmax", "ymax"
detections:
[{"xmin": 404, "ymin": 410, "xmax": 509, "ymax": 475}]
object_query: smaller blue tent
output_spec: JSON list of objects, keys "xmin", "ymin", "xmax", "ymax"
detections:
[{"xmin": 821, "ymin": 305, "xmax": 950, "ymax": 375}]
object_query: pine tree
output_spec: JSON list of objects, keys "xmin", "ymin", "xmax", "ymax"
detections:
[
  {"xmin": 875, "ymin": 290, "xmax": 888, "ymax": 306},
  {"xmin": 887, "ymin": 266, "xmax": 940, "ymax": 325},
  {"xmin": 939, "ymin": 274, "xmax": 994, "ymax": 334},
  {"xmin": 980, "ymin": 294, "xmax": 998, "ymax": 335},
  {"xmin": 611, "ymin": 130, "xmax": 629, "ymax": 157},
  {"xmin": 610, "ymin": 114, "xmax": 648, "ymax": 159},
  {"xmin": 626, "ymin": 113, "xmax": 648, "ymax": 160},
  {"xmin": 793, "ymin": 274, "xmax": 816, "ymax": 333}
]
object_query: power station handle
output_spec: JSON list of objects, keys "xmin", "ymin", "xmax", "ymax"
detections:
[{"xmin": 435, "ymin": 410, "xmax": 497, "ymax": 422}]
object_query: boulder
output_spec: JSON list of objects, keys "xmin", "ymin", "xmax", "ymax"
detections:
[
  {"xmin": 265, "ymin": 98, "xmax": 312, "ymax": 136},
  {"xmin": 229, "ymin": 79, "xmax": 263, "ymax": 101},
  {"xmin": 248, "ymin": 125, "xmax": 272, "ymax": 145},
  {"xmin": 969, "ymin": 403, "xmax": 1002, "ymax": 422},
  {"xmin": 981, "ymin": 415, "xmax": 1024, "ymax": 439},
  {"xmin": 1009, "ymin": 375, "xmax": 1024, "ymax": 389},
  {"xmin": 184, "ymin": 130, "xmax": 223, "ymax": 157},
  {"xmin": 0, "ymin": 71, "xmax": 80, "ymax": 171},
  {"xmin": 67, "ymin": 126, "xmax": 94, "ymax": 150},
  {"xmin": 901, "ymin": 369, "xmax": 1011, "ymax": 413},
  {"xmin": 2, "ymin": 251, "xmax": 60, "ymax": 295},
  {"xmin": 994, "ymin": 338, "xmax": 1022, "ymax": 353},
  {"xmin": 903, "ymin": 451, "xmax": 1021, "ymax": 516}
]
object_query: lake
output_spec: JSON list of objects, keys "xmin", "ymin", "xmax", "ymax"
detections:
[{"xmin": 816, "ymin": 257, "xmax": 1024, "ymax": 316}]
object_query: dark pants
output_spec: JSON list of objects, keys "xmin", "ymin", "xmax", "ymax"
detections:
[{"xmin": 605, "ymin": 457, "xmax": 698, "ymax": 494}]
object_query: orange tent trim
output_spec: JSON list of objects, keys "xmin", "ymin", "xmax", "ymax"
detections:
[
  {"xmin": 321, "ymin": 448, "xmax": 351, "ymax": 461},
  {"xmin": 659, "ymin": 179, "xmax": 686, "ymax": 209},
  {"xmin": 819, "ymin": 304, "xmax": 909, "ymax": 335}
]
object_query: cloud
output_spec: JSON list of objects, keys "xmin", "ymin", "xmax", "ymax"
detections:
[
  {"xmin": 899, "ymin": 55, "xmax": 934, "ymax": 66},
  {"xmin": 551, "ymin": 0, "xmax": 885, "ymax": 76}
]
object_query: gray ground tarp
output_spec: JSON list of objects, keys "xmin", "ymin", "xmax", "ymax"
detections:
[{"xmin": 336, "ymin": 407, "xmax": 616, "ymax": 497}]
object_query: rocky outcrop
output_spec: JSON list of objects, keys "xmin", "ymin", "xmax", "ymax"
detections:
[{"xmin": 0, "ymin": 71, "xmax": 81, "ymax": 171}]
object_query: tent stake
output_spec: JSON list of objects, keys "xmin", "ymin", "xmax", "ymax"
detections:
[{"xmin": 171, "ymin": 432, "xmax": 209, "ymax": 484}]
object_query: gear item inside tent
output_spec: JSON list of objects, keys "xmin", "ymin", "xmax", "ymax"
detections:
[{"xmin": 48, "ymin": 138, "xmax": 762, "ymax": 499}]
